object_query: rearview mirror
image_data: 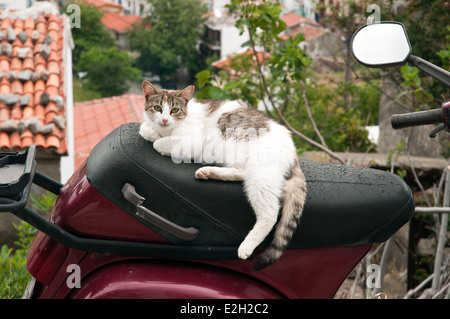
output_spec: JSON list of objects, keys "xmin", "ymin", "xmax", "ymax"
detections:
[{"xmin": 351, "ymin": 22, "xmax": 411, "ymax": 67}]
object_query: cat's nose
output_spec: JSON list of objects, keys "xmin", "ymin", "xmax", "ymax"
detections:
[{"xmin": 162, "ymin": 119, "xmax": 168, "ymax": 124}]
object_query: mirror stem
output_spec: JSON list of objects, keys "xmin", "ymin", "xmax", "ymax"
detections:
[{"xmin": 408, "ymin": 55, "xmax": 450, "ymax": 87}]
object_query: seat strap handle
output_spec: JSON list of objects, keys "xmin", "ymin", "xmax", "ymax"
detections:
[{"xmin": 122, "ymin": 183, "xmax": 199, "ymax": 241}]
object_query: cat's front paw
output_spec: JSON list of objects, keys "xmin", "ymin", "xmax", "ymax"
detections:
[
  {"xmin": 139, "ymin": 123, "xmax": 160, "ymax": 143},
  {"xmin": 153, "ymin": 138, "xmax": 172, "ymax": 157},
  {"xmin": 238, "ymin": 243, "xmax": 254, "ymax": 260}
]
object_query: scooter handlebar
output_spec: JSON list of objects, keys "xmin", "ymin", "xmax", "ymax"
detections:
[{"xmin": 391, "ymin": 108, "xmax": 444, "ymax": 129}]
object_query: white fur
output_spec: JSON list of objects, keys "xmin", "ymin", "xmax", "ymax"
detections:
[{"xmin": 140, "ymin": 99, "xmax": 298, "ymax": 260}]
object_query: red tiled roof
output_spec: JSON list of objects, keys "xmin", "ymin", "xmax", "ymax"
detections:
[
  {"xmin": 0, "ymin": 11, "xmax": 68, "ymax": 154},
  {"xmin": 74, "ymin": 94, "xmax": 144, "ymax": 169},
  {"xmin": 101, "ymin": 11, "xmax": 142, "ymax": 33},
  {"xmin": 281, "ymin": 12, "xmax": 325, "ymax": 42},
  {"xmin": 282, "ymin": 12, "xmax": 321, "ymax": 29},
  {"xmin": 82, "ymin": 0, "xmax": 122, "ymax": 10},
  {"xmin": 212, "ymin": 48, "xmax": 269, "ymax": 69}
]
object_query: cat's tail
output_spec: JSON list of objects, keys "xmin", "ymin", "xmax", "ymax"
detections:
[{"xmin": 253, "ymin": 157, "xmax": 307, "ymax": 271}]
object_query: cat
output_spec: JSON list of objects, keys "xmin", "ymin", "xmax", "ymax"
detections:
[{"xmin": 139, "ymin": 80, "xmax": 307, "ymax": 270}]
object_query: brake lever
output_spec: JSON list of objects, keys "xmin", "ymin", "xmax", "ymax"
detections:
[
  {"xmin": 429, "ymin": 123, "xmax": 446, "ymax": 138},
  {"xmin": 430, "ymin": 101, "xmax": 450, "ymax": 138}
]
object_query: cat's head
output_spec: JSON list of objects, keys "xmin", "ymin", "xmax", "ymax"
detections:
[{"xmin": 142, "ymin": 80, "xmax": 194, "ymax": 129}]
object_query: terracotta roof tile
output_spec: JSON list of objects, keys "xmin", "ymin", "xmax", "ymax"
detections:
[
  {"xmin": 20, "ymin": 129, "xmax": 33, "ymax": 148},
  {"xmin": 0, "ymin": 80, "xmax": 9, "ymax": 94},
  {"xmin": 23, "ymin": 80, "xmax": 33, "ymax": 94},
  {"xmin": 280, "ymin": 12, "xmax": 325, "ymax": 42},
  {"xmin": 0, "ymin": 6, "xmax": 69, "ymax": 154},
  {"xmin": 23, "ymin": 105, "xmax": 33, "ymax": 119},
  {"xmin": 212, "ymin": 48, "xmax": 270, "ymax": 72},
  {"xmin": 0, "ymin": 131, "xmax": 9, "ymax": 150},
  {"xmin": 10, "ymin": 132, "xmax": 20, "ymax": 149},
  {"xmin": 24, "ymin": 17, "xmax": 34, "ymax": 30},
  {"xmin": 11, "ymin": 79, "xmax": 22, "ymax": 94},
  {"xmin": 84, "ymin": 0, "xmax": 123, "ymax": 11},
  {"xmin": 34, "ymin": 104, "xmax": 45, "ymax": 122},
  {"xmin": 74, "ymin": 94, "xmax": 145, "ymax": 169},
  {"xmin": 101, "ymin": 11, "xmax": 142, "ymax": 33},
  {"xmin": 1, "ymin": 18, "xmax": 11, "ymax": 29},
  {"xmin": 23, "ymin": 57, "xmax": 33, "ymax": 70},
  {"xmin": 34, "ymin": 132, "xmax": 45, "ymax": 149}
]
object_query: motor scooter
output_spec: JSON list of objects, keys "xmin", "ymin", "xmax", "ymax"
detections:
[{"xmin": 0, "ymin": 22, "xmax": 447, "ymax": 300}]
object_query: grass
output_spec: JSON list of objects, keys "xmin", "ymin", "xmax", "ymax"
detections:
[
  {"xmin": 73, "ymin": 77, "xmax": 102, "ymax": 102},
  {"xmin": 0, "ymin": 192, "xmax": 55, "ymax": 299},
  {"xmin": 0, "ymin": 222, "xmax": 36, "ymax": 299}
]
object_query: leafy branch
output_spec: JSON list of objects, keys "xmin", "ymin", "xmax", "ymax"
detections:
[
  {"xmin": 197, "ymin": 0, "xmax": 356, "ymax": 163},
  {"xmin": 239, "ymin": 0, "xmax": 346, "ymax": 164}
]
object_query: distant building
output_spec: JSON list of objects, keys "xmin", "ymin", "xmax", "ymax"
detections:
[
  {"xmin": 81, "ymin": 0, "xmax": 123, "ymax": 13},
  {"xmin": 280, "ymin": 11, "xmax": 325, "ymax": 43},
  {"xmin": 85, "ymin": 0, "xmax": 150, "ymax": 17},
  {"xmin": 101, "ymin": 11, "xmax": 141, "ymax": 50},
  {"xmin": 280, "ymin": 0, "xmax": 317, "ymax": 21},
  {"xmin": 200, "ymin": 10, "xmax": 249, "ymax": 60},
  {"xmin": 81, "ymin": 0, "xmax": 143, "ymax": 50}
]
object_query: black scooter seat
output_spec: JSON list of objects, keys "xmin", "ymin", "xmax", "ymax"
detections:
[{"xmin": 86, "ymin": 123, "xmax": 415, "ymax": 249}]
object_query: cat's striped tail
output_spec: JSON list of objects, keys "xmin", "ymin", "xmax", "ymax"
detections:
[{"xmin": 253, "ymin": 158, "xmax": 307, "ymax": 271}]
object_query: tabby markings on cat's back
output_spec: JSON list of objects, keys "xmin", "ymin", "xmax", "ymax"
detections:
[
  {"xmin": 218, "ymin": 109, "xmax": 271, "ymax": 141},
  {"xmin": 196, "ymin": 99, "xmax": 226, "ymax": 115}
]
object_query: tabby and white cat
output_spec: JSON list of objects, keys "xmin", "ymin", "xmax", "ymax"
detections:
[{"xmin": 139, "ymin": 80, "xmax": 307, "ymax": 270}]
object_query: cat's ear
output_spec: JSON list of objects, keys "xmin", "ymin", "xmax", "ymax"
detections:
[
  {"xmin": 142, "ymin": 81, "xmax": 160, "ymax": 98},
  {"xmin": 177, "ymin": 85, "xmax": 195, "ymax": 103}
]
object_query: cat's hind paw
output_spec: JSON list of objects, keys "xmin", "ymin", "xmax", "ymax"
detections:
[
  {"xmin": 195, "ymin": 167, "xmax": 211, "ymax": 180},
  {"xmin": 237, "ymin": 243, "xmax": 254, "ymax": 260}
]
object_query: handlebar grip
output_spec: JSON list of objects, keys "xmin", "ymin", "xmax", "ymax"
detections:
[{"xmin": 391, "ymin": 109, "xmax": 443, "ymax": 129}]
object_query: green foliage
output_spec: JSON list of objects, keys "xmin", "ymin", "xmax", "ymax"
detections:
[
  {"xmin": 0, "ymin": 192, "xmax": 55, "ymax": 299},
  {"xmin": 399, "ymin": 65, "xmax": 433, "ymax": 105},
  {"xmin": 197, "ymin": 0, "xmax": 310, "ymax": 102},
  {"xmin": 283, "ymin": 80, "xmax": 378, "ymax": 152},
  {"xmin": 396, "ymin": 0, "xmax": 450, "ymax": 104},
  {"xmin": 229, "ymin": 0, "xmax": 286, "ymax": 39},
  {"xmin": 65, "ymin": 1, "xmax": 140, "ymax": 97},
  {"xmin": 196, "ymin": 0, "xmax": 377, "ymax": 153},
  {"xmin": 0, "ymin": 222, "xmax": 36, "ymax": 299},
  {"xmin": 77, "ymin": 46, "xmax": 141, "ymax": 97},
  {"xmin": 30, "ymin": 191, "xmax": 56, "ymax": 215},
  {"xmin": 129, "ymin": 0, "xmax": 207, "ymax": 82},
  {"xmin": 398, "ymin": 0, "xmax": 449, "ymax": 67},
  {"xmin": 72, "ymin": 78, "xmax": 102, "ymax": 102},
  {"xmin": 437, "ymin": 26, "xmax": 450, "ymax": 71},
  {"xmin": 64, "ymin": 1, "xmax": 115, "ymax": 65}
]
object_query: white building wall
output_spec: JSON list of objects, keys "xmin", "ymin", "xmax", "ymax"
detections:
[{"xmin": 220, "ymin": 25, "xmax": 249, "ymax": 59}]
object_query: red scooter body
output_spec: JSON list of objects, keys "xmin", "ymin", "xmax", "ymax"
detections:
[
  {"xmin": 1, "ymin": 123, "xmax": 414, "ymax": 299},
  {"xmin": 26, "ymin": 161, "xmax": 372, "ymax": 299}
]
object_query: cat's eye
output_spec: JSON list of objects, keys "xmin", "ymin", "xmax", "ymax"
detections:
[
  {"xmin": 154, "ymin": 105, "xmax": 162, "ymax": 112},
  {"xmin": 171, "ymin": 108, "xmax": 180, "ymax": 114}
]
